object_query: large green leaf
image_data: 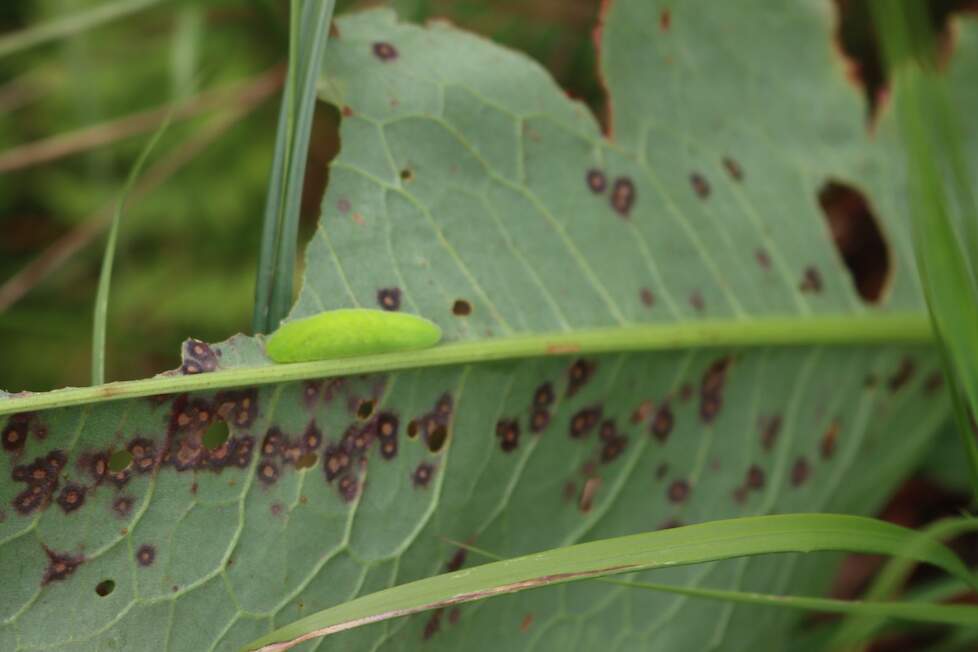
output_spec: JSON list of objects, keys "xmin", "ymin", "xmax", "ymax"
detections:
[{"xmin": 1, "ymin": 3, "xmax": 975, "ymax": 650}]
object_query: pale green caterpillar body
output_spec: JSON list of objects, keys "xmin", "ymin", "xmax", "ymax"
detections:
[{"xmin": 266, "ymin": 309, "xmax": 442, "ymax": 363}]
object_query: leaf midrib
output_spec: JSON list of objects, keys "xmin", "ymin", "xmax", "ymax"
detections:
[{"xmin": 0, "ymin": 313, "xmax": 932, "ymax": 416}]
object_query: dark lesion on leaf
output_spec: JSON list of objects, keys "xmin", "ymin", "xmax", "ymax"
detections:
[
  {"xmin": 887, "ymin": 357, "xmax": 916, "ymax": 393},
  {"xmin": 609, "ymin": 177, "xmax": 636, "ymax": 217},
  {"xmin": 377, "ymin": 287, "xmax": 402, "ymax": 311},
  {"xmin": 569, "ymin": 406, "xmax": 602, "ymax": 439},
  {"xmin": 650, "ymin": 403, "xmax": 674, "ymax": 442},
  {"xmin": 566, "ymin": 359, "xmax": 597, "ymax": 398},
  {"xmin": 136, "ymin": 544, "xmax": 156, "ymax": 567},
  {"xmin": 690, "ymin": 173, "xmax": 710, "ymax": 199},
  {"xmin": 181, "ymin": 338, "xmax": 219, "ymax": 375},
  {"xmin": 42, "ymin": 547, "xmax": 84, "ymax": 585},
  {"xmin": 722, "ymin": 156, "xmax": 744, "ymax": 181},
  {"xmin": 586, "ymin": 169, "xmax": 607, "ymax": 194},
  {"xmin": 495, "ymin": 419, "xmax": 520, "ymax": 452},
  {"xmin": 372, "ymin": 41, "xmax": 398, "ymax": 61},
  {"xmin": 667, "ymin": 479, "xmax": 690, "ymax": 504},
  {"xmin": 413, "ymin": 462, "xmax": 435, "ymax": 488}
]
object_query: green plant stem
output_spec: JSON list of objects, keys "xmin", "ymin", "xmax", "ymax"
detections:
[{"xmin": 3, "ymin": 313, "xmax": 932, "ymax": 415}]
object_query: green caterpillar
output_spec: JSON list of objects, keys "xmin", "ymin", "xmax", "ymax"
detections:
[{"xmin": 266, "ymin": 309, "xmax": 442, "ymax": 363}]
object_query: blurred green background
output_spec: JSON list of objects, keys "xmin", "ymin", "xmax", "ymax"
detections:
[{"xmin": 0, "ymin": 0, "xmax": 603, "ymax": 391}]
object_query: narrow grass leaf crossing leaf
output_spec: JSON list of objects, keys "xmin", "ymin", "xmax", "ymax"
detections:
[{"xmin": 243, "ymin": 514, "xmax": 972, "ymax": 650}]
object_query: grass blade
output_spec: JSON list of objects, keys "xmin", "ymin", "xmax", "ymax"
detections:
[
  {"xmin": 91, "ymin": 111, "xmax": 173, "ymax": 385},
  {"xmin": 599, "ymin": 578, "xmax": 978, "ymax": 629},
  {"xmin": 0, "ymin": 0, "xmax": 161, "ymax": 58},
  {"xmin": 241, "ymin": 514, "xmax": 972, "ymax": 651},
  {"xmin": 252, "ymin": 0, "xmax": 336, "ymax": 333},
  {"xmin": 830, "ymin": 517, "xmax": 978, "ymax": 649},
  {"xmin": 871, "ymin": 0, "xmax": 978, "ymax": 501}
]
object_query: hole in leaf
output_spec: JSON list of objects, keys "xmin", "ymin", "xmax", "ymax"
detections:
[
  {"xmin": 95, "ymin": 579, "xmax": 115, "ymax": 597},
  {"xmin": 108, "ymin": 450, "xmax": 133, "ymax": 473},
  {"xmin": 452, "ymin": 299, "xmax": 472, "ymax": 316},
  {"xmin": 357, "ymin": 400, "xmax": 375, "ymax": 420},
  {"xmin": 427, "ymin": 425, "xmax": 447, "ymax": 453},
  {"xmin": 295, "ymin": 452, "xmax": 318, "ymax": 470},
  {"xmin": 817, "ymin": 180, "xmax": 891, "ymax": 303},
  {"xmin": 202, "ymin": 420, "xmax": 230, "ymax": 450}
]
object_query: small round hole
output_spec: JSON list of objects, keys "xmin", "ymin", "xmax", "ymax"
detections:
[
  {"xmin": 108, "ymin": 450, "xmax": 133, "ymax": 473},
  {"xmin": 202, "ymin": 420, "xmax": 230, "ymax": 450},
  {"xmin": 356, "ymin": 400, "xmax": 375, "ymax": 420},
  {"xmin": 95, "ymin": 579, "xmax": 115, "ymax": 597},
  {"xmin": 427, "ymin": 425, "xmax": 447, "ymax": 453},
  {"xmin": 451, "ymin": 299, "xmax": 472, "ymax": 316}
]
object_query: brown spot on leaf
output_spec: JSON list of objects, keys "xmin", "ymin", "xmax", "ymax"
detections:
[
  {"xmin": 746, "ymin": 465, "xmax": 765, "ymax": 490},
  {"xmin": 529, "ymin": 408, "xmax": 551, "ymax": 433},
  {"xmin": 821, "ymin": 420, "xmax": 841, "ymax": 460},
  {"xmin": 888, "ymin": 357, "xmax": 916, "ymax": 393},
  {"xmin": 755, "ymin": 248, "xmax": 771, "ymax": 270},
  {"xmin": 566, "ymin": 359, "xmax": 596, "ymax": 397},
  {"xmin": 791, "ymin": 457, "xmax": 811, "ymax": 487},
  {"xmin": 578, "ymin": 477, "xmax": 601, "ymax": 512},
  {"xmin": 534, "ymin": 383, "xmax": 555, "ymax": 407},
  {"xmin": 56, "ymin": 484, "xmax": 86, "ymax": 513},
  {"xmin": 521, "ymin": 612, "xmax": 534, "ymax": 632},
  {"xmin": 760, "ymin": 415, "xmax": 782, "ymax": 452},
  {"xmin": 43, "ymin": 548, "xmax": 83, "ymax": 585},
  {"xmin": 446, "ymin": 548, "xmax": 467, "ymax": 572},
  {"xmin": 413, "ymin": 462, "xmax": 435, "ymax": 488},
  {"xmin": 610, "ymin": 177, "xmax": 636, "ymax": 217},
  {"xmin": 338, "ymin": 474, "xmax": 359, "ymax": 502},
  {"xmin": 668, "ymin": 479, "xmax": 690, "ymax": 504},
  {"xmin": 452, "ymin": 299, "xmax": 472, "ymax": 316},
  {"xmin": 600, "ymin": 434, "xmax": 628, "ymax": 463},
  {"xmin": 181, "ymin": 338, "xmax": 218, "ymax": 374},
  {"xmin": 258, "ymin": 460, "xmax": 279, "ymax": 485},
  {"xmin": 2, "ymin": 413, "xmax": 33, "ymax": 453},
  {"xmin": 640, "ymin": 288, "xmax": 654, "ymax": 307},
  {"xmin": 323, "ymin": 445, "xmax": 351, "ymax": 482},
  {"xmin": 377, "ymin": 287, "xmax": 401, "ymax": 311},
  {"xmin": 631, "ymin": 400, "xmax": 653, "ymax": 424},
  {"xmin": 569, "ymin": 406, "xmax": 602, "ymax": 438},
  {"xmin": 660, "ymin": 8, "xmax": 671, "ymax": 31},
  {"xmin": 800, "ymin": 266, "xmax": 823, "ymax": 293},
  {"xmin": 689, "ymin": 291, "xmax": 705, "ymax": 312},
  {"xmin": 496, "ymin": 419, "xmax": 520, "ymax": 452},
  {"xmin": 136, "ymin": 544, "xmax": 155, "ymax": 567},
  {"xmin": 586, "ymin": 169, "xmax": 606, "ymax": 194},
  {"xmin": 722, "ymin": 157, "xmax": 743, "ymax": 181},
  {"xmin": 113, "ymin": 496, "xmax": 134, "ymax": 518},
  {"xmin": 818, "ymin": 180, "xmax": 890, "ymax": 303},
  {"xmin": 423, "ymin": 608, "xmax": 444, "ymax": 640},
  {"xmin": 651, "ymin": 403, "xmax": 674, "ymax": 442},
  {"xmin": 372, "ymin": 41, "xmax": 398, "ymax": 61},
  {"xmin": 923, "ymin": 371, "xmax": 944, "ymax": 395},
  {"xmin": 690, "ymin": 173, "xmax": 710, "ymax": 199}
]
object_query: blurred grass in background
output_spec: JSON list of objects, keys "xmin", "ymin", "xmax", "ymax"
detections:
[{"xmin": 0, "ymin": 0, "xmax": 602, "ymax": 391}]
